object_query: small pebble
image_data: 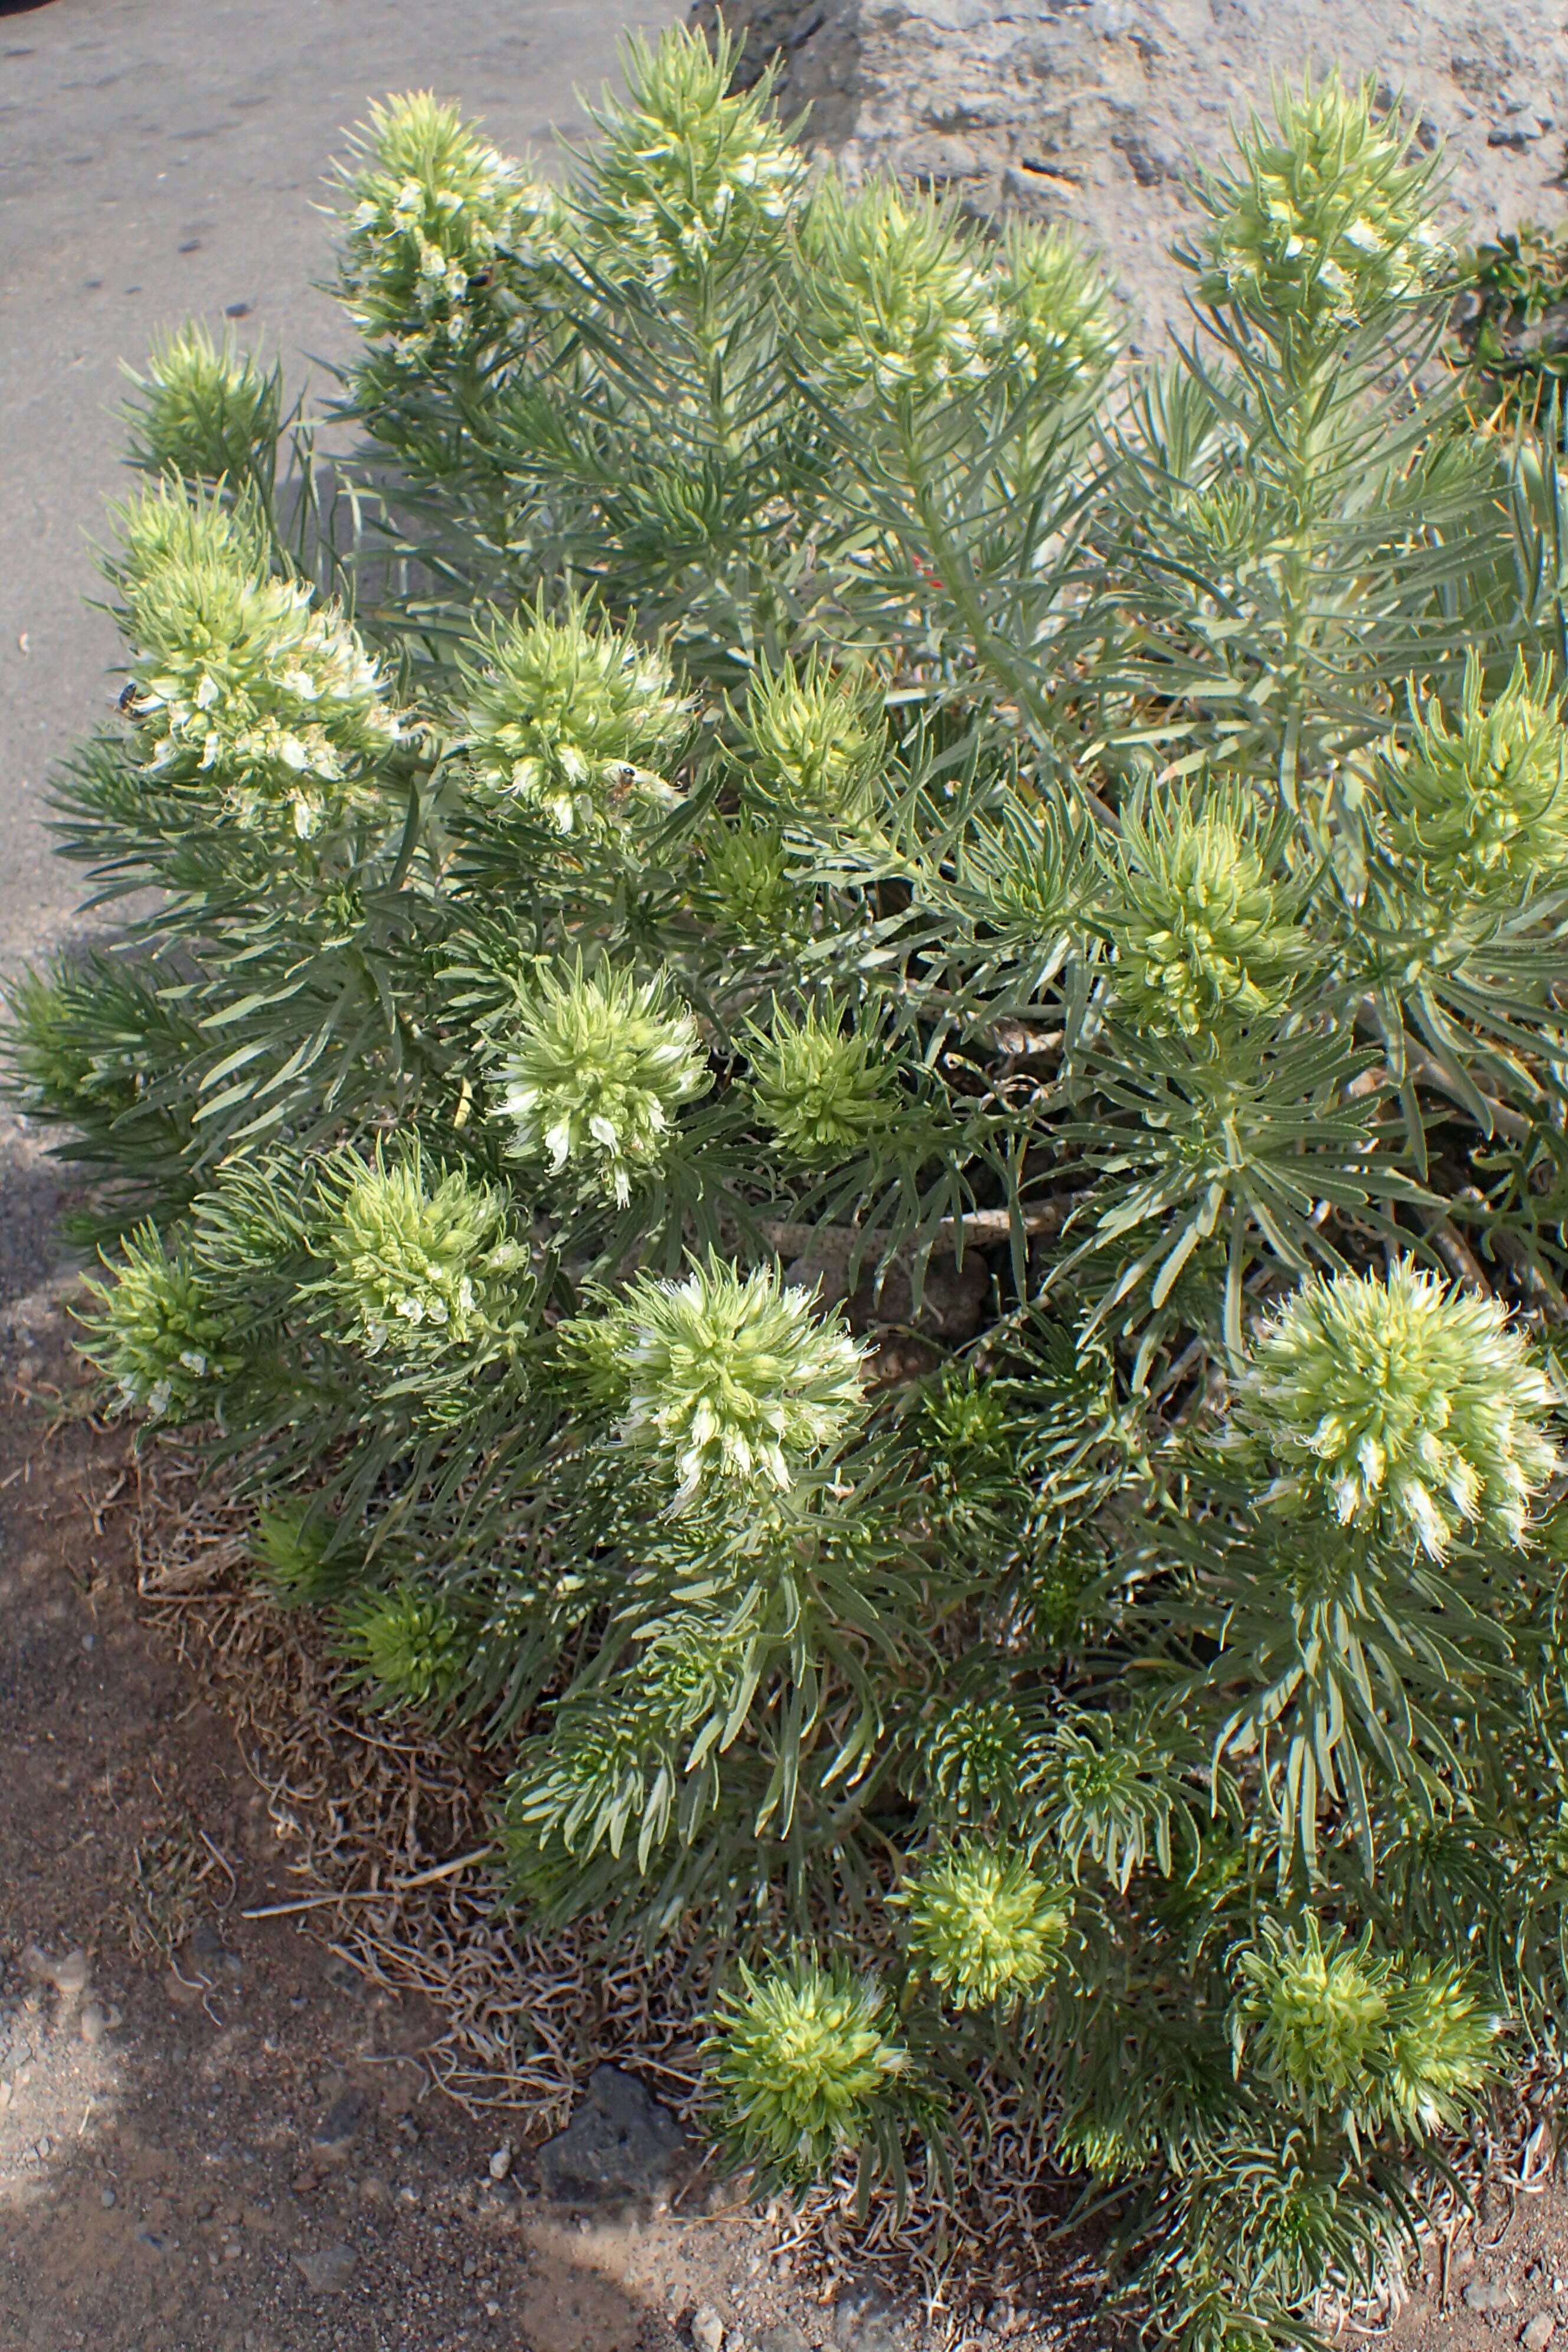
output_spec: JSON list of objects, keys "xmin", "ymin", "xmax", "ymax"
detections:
[
  {"xmin": 293, "ymin": 2242, "xmax": 358, "ymax": 2294},
  {"xmin": 488, "ymin": 2140, "xmax": 512, "ymax": 2180},
  {"xmin": 100, "ymin": 2185, "xmax": 117, "ymax": 2208},
  {"xmin": 1524, "ymin": 2319, "xmax": 1557, "ymax": 2352},
  {"xmin": 692, "ymin": 2304, "xmax": 727, "ymax": 2352},
  {"xmin": 81, "ymin": 2003, "xmax": 107, "ymax": 2046}
]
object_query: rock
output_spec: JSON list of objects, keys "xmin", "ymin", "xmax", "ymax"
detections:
[
  {"xmin": 358, "ymin": 2174, "xmax": 393, "ymax": 2209},
  {"xmin": 312, "ymin": 2088, "xmax": 365, "ymax": 2162},
  {"xmin": 488, "ymin": 2141, "xmax": 513, "ymax": 2181},
  {"xmin": 692, "ymin": 2306, "xmax": 727, "ymax": 2352},
  {"xmin": 80, "ymin": 2002, "xmax": 107, "ymax": 2045},
  {"xmin": 1465, "ymin": 2280, "xmax": 1510, "ymax": 2314},
  {"xmin": 293, "ymin": 2242, "xmax": 358, "ymax": 2294},
  {"xmin": 759, "ymin": 2327, "xmax": 811, "ymax": 2352},
  {"xmin": 534, "ymin": 2064, "xmax": 687, "ymax": 2204},
  {"xmin": 21, "ymin": 1943, "xmax": 89, "ymax": 1996},
  {"xmin": 1524, "ymin": 2319, "xmax": 1556, "ymax": 2352},
  {"xmin": 100, "ymin": 2186, "xmax": 116, "ymax": 2209},
  {"xmin": 835, "ymin": 2281, "xmax": 901, "ymax": 2352}
]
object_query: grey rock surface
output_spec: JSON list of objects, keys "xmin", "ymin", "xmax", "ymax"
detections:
[
  {"xmin": 534, "ymin": 2063, "xmax": 688, "ymax": 2204},
  {"xmin": 697, "ymin": 0, "xmax": 1568, "ymax": 344}
]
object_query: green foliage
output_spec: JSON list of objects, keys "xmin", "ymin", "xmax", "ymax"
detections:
[{"xmin": 12, "ymin": 41, "xmax": 1568, "ymax": 2347}]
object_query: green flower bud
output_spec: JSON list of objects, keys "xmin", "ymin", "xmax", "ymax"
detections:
[
  {"xmin": 81, "ymin": 1222, "xmax": 237, "ymax": 1423},
  {"xmin": 1194, "ymin": 71, "xmax": 1448, "ymax": 336},
  {"xmin": 561, "ymin": 1255, "xmax": 867, "ymax": 1511},
  {"xmin": 335, "ymin": 93, "xmax": 564, "ymax": 370},
  {"xmin": 1237, "ymin": 1259, "xmax": 1560, "ymax": 1559},
  {"xmin": 340, "ymin": 1585, "xmax": 467, "ymax": 1713},
  {"xmin": 798, "ymin": 179, "xmax": 1002, "ymax": 409},
  {"xmin": 705, "ymin": 1955, "xmax": 909, "ymax": 2188},
  {"xmin": 695, "ymin": 815, "xmax": 805, "ymax": 946},
  {"xmin": 900, "ymin": 1843, "xmax": 1071, "ymax": 2010},
  {"xmin": 738, "ymin": 652, "xmax": 885, "ymax": 821},
  {"xmin": 115, "ymin": 485, "xmax": 396, "ymax": 838},
  {"xmin": 1380, "ymin": 651, "xmax": 1568, "ymax": 901},
  {"xmin": 459, "ymin": 598, "xmax": 691, "ymax": 837},
  {"xmin": 1096, "ymin": 787, "xmax": 1301, "ymax": 1041},
  {"xmin": 497, "ymin": 959, "xmax": 711, "ymax": 1207},
  {"xmin": 744, "ymin": 997, "xmax": 900, "ymax": 1162},
  {"xmin": 121, "ymin": 322, "xmax": 282, "ymax": 486},
  {"xmin": 321, "ymin": 1145, "xmax": 530, "ymax": 1359},
  {"xmin": 997, "ymin": 221, "xmax": 1121, "ymax": 401},
  {"xmin": 576, "ymin": 24, "xmax": 807, "ymax": 293}
]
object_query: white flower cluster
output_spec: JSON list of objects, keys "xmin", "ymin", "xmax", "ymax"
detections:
[
  {"xmin": 120, "ymin": 488, "xmax": 396, "ymax": 838},
  {"xmin": 337, "ymin": 93, "xmax": 566, "ymax": 371}
]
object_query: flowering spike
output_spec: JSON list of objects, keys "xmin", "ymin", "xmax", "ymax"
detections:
[
  {"xmin": 704, "ymin": 1955, "xmax": 908, "ymax": 2188},
  {"xmin": 561, "ymin": 1256, "xmax": 867, "ymax": 1510},
  {"xmin": 497, "ymin": 959, "xmax": 710, "ymax": 1206},
  {"xmin": 1193, "ymin": 70, "xmax": 1449, "ymax": 336},
  {"xmin": 460, "ymin": 597, "xmax": 692, "ymax": 836},
  {"xmin": 1097, "ymin": 786, "xmax": 1299, "ymax": 1041},
  {"xmin": 321, "ymin": 1144, "xmax": 530, "ymax": 1359},
  {"xmin": 1237, "ymin": 1259, "xmax": 1560, "ymax": 1558},
  {"xmin": 334, "ymin": 93, "xmax": 565, "ymax": 370},
  {"xmin": 122, "ymin": 322, "xmax": 282, "ymax": 486},
  {"xmin": 114, "ymin": 483, "xmax": 396, "ymax": 838},
  {"xmin": 744, "ymin": 998, "xmax": 901, "ymax": 1162},
  {"xmin": 80, "ymin": 1222, "xmax": 237, "ymax": 1423},
  {"xmin": 575, "ymin": 23, "xmax": 807, "ymax": 292},
  {"xmin": 737, "ymin": 651, "xmax": 885, "ymax": 821},
  {"xmin": 1380, "ymin": 650, "xmax": 1568, "ymax": 901},
  {"xmin": 900, "ymin": 1843, "xmax": 1071, "ymax": 2010}
]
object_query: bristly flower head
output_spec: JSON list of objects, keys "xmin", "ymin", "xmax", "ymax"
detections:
[
  {"xmin": 798, "ymin": 178, "xmax": 1003, "ymax": 408},
  {"xmin": 695, "ymin": 814, "xmax": 804, "ymax": 946},
  {"xmin": 459, "ymin": 597, "xmax": 692, "ymax": 837},
  {"xmin": 997, "ymin": 221, "xmax": 1121, "ymax": 401},
  {"xmin": 1193, "ymin": 71, "xmax": 1448, "ymax": 337},
  {"xmin": 1237, "ymin": 1916, "xmax": 1498, "ymax": 2139},
  {"xmin": 320, "ymin": 1144, "xmax": 531, "ymax": 1358},
  {"xmin": 899, "ymin": 1843, "xmax": 1071, "ymax": 2010},
  {"xmin": 1097, "ymin": 786, "xmax": 1301, "ymax": 1041},
  {"xmin": 1236, "ymin": 1259, "xmax": 1560, "ymax": 1559},
  {"xmin": 737, "ymin": 651, "xmax": 886, "ymax": 822},
  {"xmin": 115, "ymin": 482, "xmax": 396, "ymax": 838},
  {"xmin": 563, "ymin": 1255, "xmax": 867, "ymax": 1511},
  {"xmin": 497, "ymin": 958, "xmax": 710, "ymax": 1206},
  {"xmin": 574, "ymin": 24, "xmax": 807, "ymax": 292},
  {"xmin": 1379, "ymin": 650, "xmax": 1568, "ymax": 901},
  {"xmin": 744, "ymin": 997, "xmax": 901, "ymax": 1162},
  {"xmin": 335, "ymin": 93, "xmax": 564, "ymax": 370},
  {"xmin": 80, "ymin": 1222, "xmax": 238, "ymax": 1423},
  {"xmin": 122, "ymin": 322, "xmax": 282, "ymax": 486},
  {"xmin": 705, "ymin": 1955, "xmax": 909, "ymax": 2189}
]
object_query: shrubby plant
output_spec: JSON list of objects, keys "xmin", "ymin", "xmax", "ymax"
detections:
[{"xmin": 11, "ymin": 36, "xmax": 1568, "ymax": 2346}]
